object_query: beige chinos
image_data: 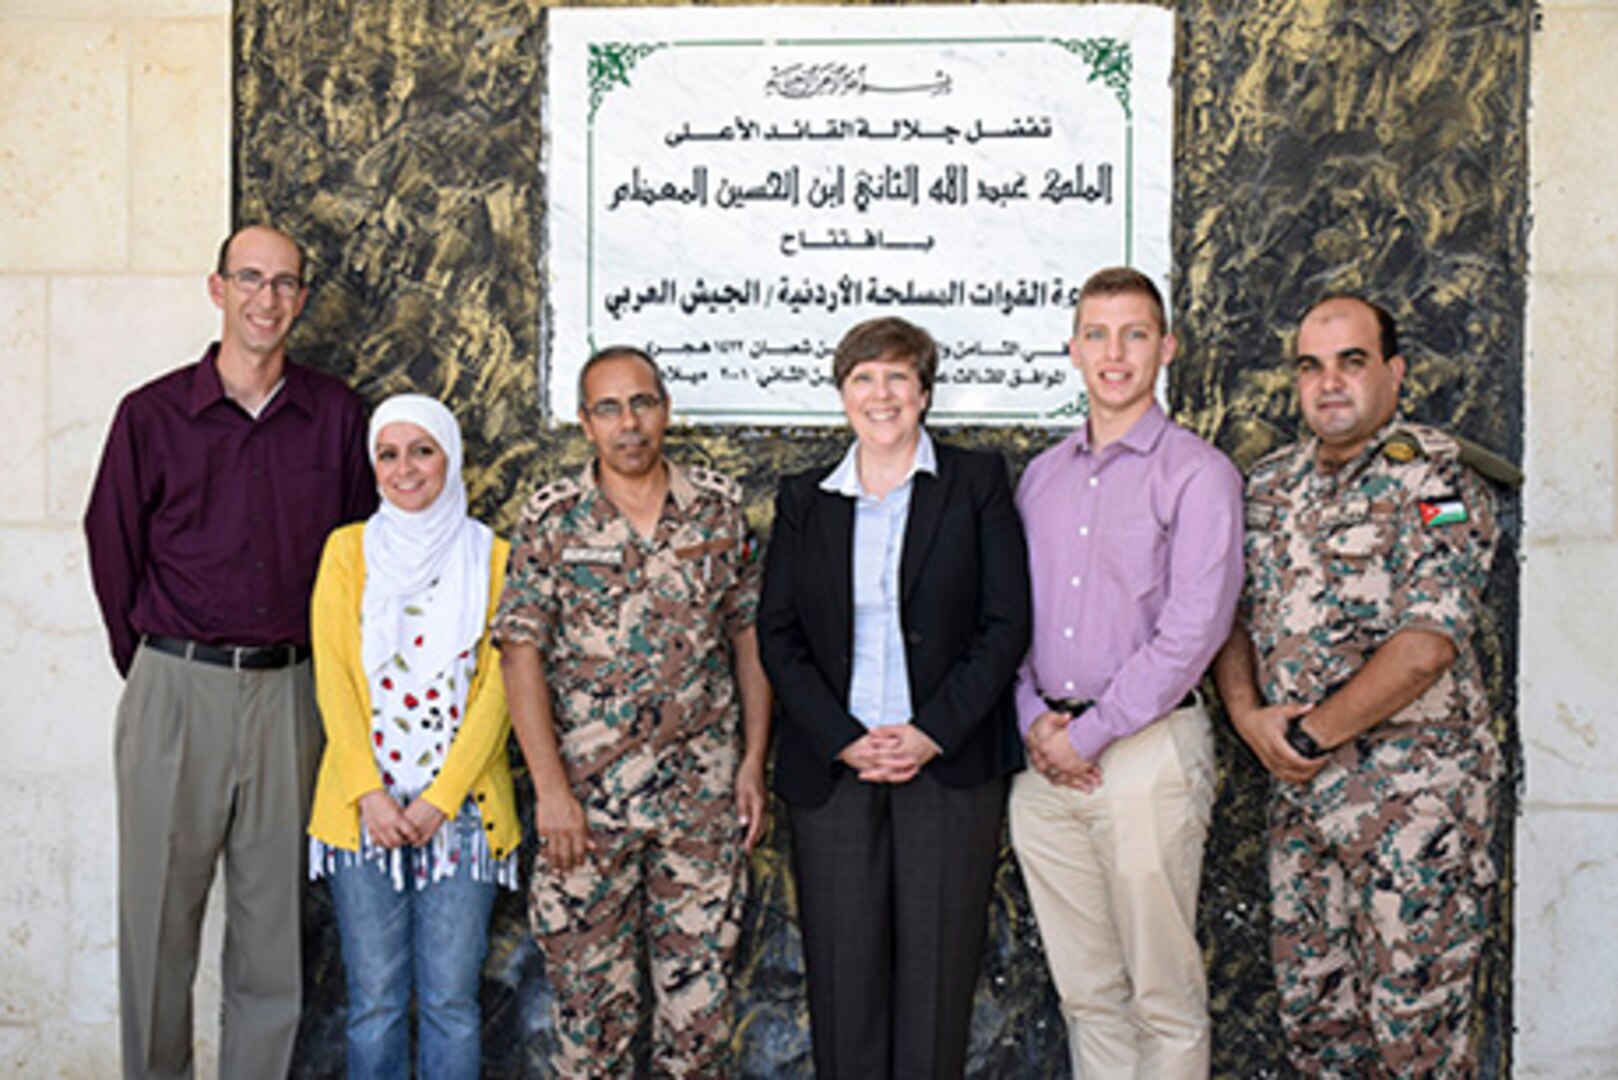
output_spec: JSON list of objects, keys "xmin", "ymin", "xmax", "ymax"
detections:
[
  {"xmin": 116, "ymin": 644, "xmax": 322, "ymax": 1080},
  {"xmin": 1010, "ymin": 704, "xmax": 1216, "ymax": 1080}
]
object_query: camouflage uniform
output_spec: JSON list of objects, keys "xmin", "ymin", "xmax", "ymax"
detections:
[
  {"xmin": 492, "ymin": 461, "xmax": 759, "ymax": 1079},
  {"xmin": 1240, "ymin": 420, "xmax": 1500, "ymax": 1078}
]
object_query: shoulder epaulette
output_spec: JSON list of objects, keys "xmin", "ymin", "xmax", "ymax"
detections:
[
  {"xmin": 520, "ymin": 477, "xmax": 582, "ymax": 522},
  {"xmin": 686, "ymin": 465, "xmax": 743, "ymax": 503},
  {"xmin": 1384, "ymin": 425, "xmax": 1523, "ymax": 489}
]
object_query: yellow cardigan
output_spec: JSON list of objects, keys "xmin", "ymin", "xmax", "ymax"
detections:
[{"xmin": 307, "ymin": 523, "xmax": 521, "ymax": 861}]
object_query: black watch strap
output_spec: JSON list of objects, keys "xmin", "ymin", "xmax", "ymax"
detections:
[{"xmin": 1285, "ymin": 714, "xmax": 1332, "ymax": 760}]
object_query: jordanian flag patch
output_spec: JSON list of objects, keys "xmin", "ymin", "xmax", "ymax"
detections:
[{"xmin": 1419, "ymin": 495, "xmax": 1468, "ymax": 527}]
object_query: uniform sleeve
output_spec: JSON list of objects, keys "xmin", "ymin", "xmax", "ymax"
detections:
[
  {"xmin": 421, "ymin": 540, "xmax": 513, "ymax": 820},
  {"xmin": 718, "ymin": 503, "xmax": 762, "ymax": 638},
  {"xmin": 83, "ymin": 398, "xmax": 148, "ymax": 677},
  {"xmin": 1389, "ymin": 457, "xmax": 1498, "ymax": 646},
  {"xmin": 491, "ymin": 509, "xmax": 558, "ymax": 650},
  {"xmin": 310, "ymin": 527, "xmax": 386, "ymax": 807}
]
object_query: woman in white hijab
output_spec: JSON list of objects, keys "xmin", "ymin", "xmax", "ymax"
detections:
[{"xmin": 307, "ymin": 394, "xmax": 521, "ymax": 1080}]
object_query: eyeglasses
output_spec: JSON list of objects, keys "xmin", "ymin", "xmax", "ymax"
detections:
[
  {"xmin": 223, "ymin": 269, "xmax": 303, "ymax": 299},
  {"xmin": 585, "ymin": 393, "xmax": 664, "ymax": 421}
]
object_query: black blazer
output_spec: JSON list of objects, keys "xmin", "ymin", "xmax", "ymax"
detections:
[{"xmin": 758, "ymin": 440, "xmax": 1032, "ymax": 808}]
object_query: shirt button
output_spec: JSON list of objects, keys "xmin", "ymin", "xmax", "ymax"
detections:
[
  {"xmin": 1078, "ymin": 526, "xmax": 1089, "ymax": 537},
  {"xmin": 1070, "ymin": 576, "xmax": 1081, "ymax": 587},
  {"xmin": 1087, "ymin": 476, "xmax": 1099, "ymax": 488},
  {"xmin": 1063, "ymin": 627, "xmax": 1074, "ymax": 639},
  {"xmin": 1064, "ymin": 680, "xmax": 1075, "ymax": 691}
]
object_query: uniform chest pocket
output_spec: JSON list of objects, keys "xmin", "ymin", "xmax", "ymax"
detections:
[
  {"xmin": 1316, "ymin": 501, "xmax": 1398, "ymax": 562},
  {"xmin": 667, "ymin": 537, "xmax": 733, "ymax": 602}
]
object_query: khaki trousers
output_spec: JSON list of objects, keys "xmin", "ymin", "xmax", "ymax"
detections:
[
  {"xmin": 116, "ymin": 645, "xmax": 321, "ymax": 1080},
  {"xmin": 1010, "ymin": 705, "xmax": 1215, "ymax": 1080}
]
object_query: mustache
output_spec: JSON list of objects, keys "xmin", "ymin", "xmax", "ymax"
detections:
[{"xmin": 613, "ymin": 433, "xmax": 651, "ymax": 451}]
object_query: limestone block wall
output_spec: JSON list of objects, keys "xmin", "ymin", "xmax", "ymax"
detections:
[
  {"xmin": 0, "ymin": 1, "xmax": 231, "ymax": 1074},
  {"xmin": 1518, "ymin": 1, "xmax": 1618, "ymax": 1076}
]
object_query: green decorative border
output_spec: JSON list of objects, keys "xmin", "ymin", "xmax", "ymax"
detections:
[
  {"xmin": 1053, "ymin": 37, "xmax": 1132, "ymax": 119},
  {"xmin": 586, "ymin": 42, "xmax": 666, "ymax": 121},
  {"xmin": 578, "ymin": 33, "xmax": 1144, "ymax": 425}
]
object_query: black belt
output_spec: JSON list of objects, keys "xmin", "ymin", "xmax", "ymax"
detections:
[
  {"xmin": 143, "ymin": 634, "xmax": 310, "ymax": 670},
  {"xmin": 1041, "ymin": 689, "xmax": 1200, "ymax": 716}
]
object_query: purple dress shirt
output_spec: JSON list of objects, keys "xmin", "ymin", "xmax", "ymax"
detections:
[
  {"xmin": 84, "ymin": 344, "xmax": 376, "ymax": 675},
  {"xmin": 1014, "ymin": 402, "xmax": 1244, "ymax": 762}
]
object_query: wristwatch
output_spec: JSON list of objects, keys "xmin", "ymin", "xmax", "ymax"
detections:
[{"xmin": 1284, "ymin": 714, "xmax": 1333, "ymax": 760}]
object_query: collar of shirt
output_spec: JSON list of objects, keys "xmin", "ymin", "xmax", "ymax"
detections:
[
  {"xmin": 185, "ymin": 342, "xmax": 308, "ymax": 421},
  {"xmin": 575, "ymin": 456, "xmax": 701, "ymax": 523},
  {"xmin": 819, "ymin": 426, "xmax": 938, "ymax": 498},
  {"xmin": 1298, "ymin": 415, "xmax": 1406, "ymax": 488},
  {"xmin": 1068, "ymin": 400, "xmax": 1170, "ymax": 461}
]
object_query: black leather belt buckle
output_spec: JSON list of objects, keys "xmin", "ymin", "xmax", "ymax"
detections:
[
  {"xmin": 143, "ymin": 634, "xmax": 308, "ymax": 671},
  {"xmin": 1041, "ymin": 695, "xmax": 1094, "ymax": 716}
]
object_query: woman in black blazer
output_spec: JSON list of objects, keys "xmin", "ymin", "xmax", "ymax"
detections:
[{"xmin": 758, "ymin": 317, "xmax": 1031, "ymax": 1079}]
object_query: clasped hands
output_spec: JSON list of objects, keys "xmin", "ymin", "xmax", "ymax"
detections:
[
  {"xmin": 1025, "ymin": 710, "xmax": 1103, "ymax": 793},
  {"xmin": 838, "ymin": 723, "xmax": 941, "ymax": 784},
  {"xmin": 357, "ymin": 789, "xmax": 448, "ymax": 849}
]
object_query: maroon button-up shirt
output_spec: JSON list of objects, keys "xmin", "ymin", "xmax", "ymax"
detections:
[{"xmin": 84, "ymin": 344, "xmax": 376, "ymax": 675}]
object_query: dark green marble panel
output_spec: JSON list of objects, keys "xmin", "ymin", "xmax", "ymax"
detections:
[{"xmin": 235, "ymin": 2, "xmax": 1525, "ymax": 1075}]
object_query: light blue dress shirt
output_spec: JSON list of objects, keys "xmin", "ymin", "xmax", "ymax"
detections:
[{"xmin": 820, "ymin": 429, "xmax": 938, "ymax": 729}]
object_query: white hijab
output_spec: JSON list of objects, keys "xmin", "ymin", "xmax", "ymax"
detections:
[{"xmin": 361, "ymin": 395, "xmax": 494, "ymax": 681}]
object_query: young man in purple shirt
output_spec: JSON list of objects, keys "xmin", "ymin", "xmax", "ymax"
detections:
[
  {"xmin": 85, "ymin": 225, "xmax": 375, "ymax": 1079},
  {"xmin": 1010, "ymin": 267, "xmax": 1244, "ymax": 1078}
]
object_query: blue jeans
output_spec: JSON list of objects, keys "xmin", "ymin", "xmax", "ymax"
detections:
[{"xmin": 329, "ymin": 813, "xmax": 498, "ymax": 1080}]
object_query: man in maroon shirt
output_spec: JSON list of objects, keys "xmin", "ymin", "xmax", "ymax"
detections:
[{"xmin": 85, "ymin": 225, "xmax": 375, "ymax": 1080}]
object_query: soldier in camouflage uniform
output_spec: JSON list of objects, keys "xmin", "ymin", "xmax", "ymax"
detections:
[
  {"xmin": 1213, "ymin": 295, "xmax": 1504, "ymax": 1077},
  {"xmin": 493, "ymin": 347, "xmax": 770, "ymax": 1078}
]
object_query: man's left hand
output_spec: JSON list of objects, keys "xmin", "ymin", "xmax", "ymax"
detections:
[{"xmin": 734, "ymin": 758, "xmax": 768, "ymax": 853}]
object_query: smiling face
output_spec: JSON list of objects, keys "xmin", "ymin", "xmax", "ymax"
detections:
[
  {"xmin": 373, "ymin": 422, "xmax": 448, "ymax": 513},
  {"xmin": 207, "ymin": 226, "xmax": 307, "ymax": 360},
  {"xmin": 1070, "ymin": 289, "xmax": 1175, "ymax": 430},
  {"xmin": 1295, "ymin": 297, "xmax": 1405, "ymax": 466},
  {"xmin": 839, "ymin": 352, "xmax": 928, "ymax": 454}
]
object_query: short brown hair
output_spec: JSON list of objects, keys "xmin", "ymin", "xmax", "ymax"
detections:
[
  {"xmin": 831, "ymin": 317, "xmax": 938, "ymax": 395},
  {"xmin": 1075, "ymin": 267, "xmax": 1167, "ymax": 333}
]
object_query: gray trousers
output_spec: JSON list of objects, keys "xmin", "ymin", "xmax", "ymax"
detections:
[
  {"xmin": 790, "ymin": 770, "xmax": 1007, "ymax": 1080},
  {"xmin": 116, "ymin": 644, "xmax": 322, "ymax": 1080}
]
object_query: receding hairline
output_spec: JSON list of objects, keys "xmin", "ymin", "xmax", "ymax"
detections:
[
  {"xmin": 1296, "ymin": 293, "xmax": 1399, "ymax": 361},
  {"xmin": 217, "ymin": 225, "xmax": 305, "ymax": 280},
  {"xmin": 577, "ymin": 346, "xmax": 668, "ymax": 407}
]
